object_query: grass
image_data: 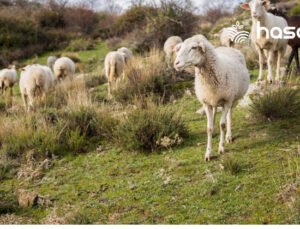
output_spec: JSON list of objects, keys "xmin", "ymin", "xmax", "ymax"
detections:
[{"xmin": 1, "ymin": 41, "xmax": 300, "ymax": 224}]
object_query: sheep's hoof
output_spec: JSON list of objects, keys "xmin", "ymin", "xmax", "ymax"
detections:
[
  {"xmin": 218, "ymin": 146, "xmax": 225, "ymax": 154},
  {"xmin": 267, "ymin": 79, "xmax": 273, "ymax": 84},
  {"xmin": 205, "ymin": 154, "xmax": 211, "ymax": 162},
  {"xmin": 226, "ymin": 136, "xmax": 233, "ymax": 144}
]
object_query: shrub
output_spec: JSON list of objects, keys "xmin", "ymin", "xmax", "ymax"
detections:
[
  {"xmin": 290, "ymin": 5, "xmax": 300, "ymax": 16},
  {"xmin": 113, "ymin": 49, "xmax": 185, "ymax": 104},
  {"xmin": 250, "ymin": 87, "xmax": 300, "ymax": 121},
  {"xmin": 115, "ymin": 102, "xmax": 187, "ymax": 152},
  {"xmin": 65, "ymin": 38, "xmax": 95, "ymax": 52},
  {"xmin": 222, "ymin": 156, "xmax": 242, "ymax": 175}
]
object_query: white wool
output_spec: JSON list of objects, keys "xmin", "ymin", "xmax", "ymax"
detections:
[
  {"xmin": 53, "ymin": 57, "xmax": 76, "ymax": 81},
  {"xmin": 104, "ymin": 51, "xmax": 125, "ymax": 97},
  {"xmin": 174, "ymin": 34, "xmax": 250, "ymax": 161}
]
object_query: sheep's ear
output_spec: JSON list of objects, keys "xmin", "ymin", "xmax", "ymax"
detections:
[
  {"xmin": 240, "ymin": 3, "xmax": 250, "ymax": 10},
  {"xmin": 262, "ymin": 0, "xmax": 270, "ymax": 6},
  {"xmin": 173, "ymin": 43, "xmax": 182, "ymax": 53},
  {"xmin": 197, "ymin": 42, "xmax": 206, "ymax": 53}
]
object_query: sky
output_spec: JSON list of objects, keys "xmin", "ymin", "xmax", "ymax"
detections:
[{"xmin": 68, "ymin": 0, "xmax": 242, "ymax": 14}]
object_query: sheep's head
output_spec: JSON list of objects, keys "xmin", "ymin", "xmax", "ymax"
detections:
[
  {"xmin": 174, "ymin": 36, "xmax": 206, "ymax": 71},
  {"xmin": 241, "ymin": 0, "xmax": 270, "ymax": 19}
]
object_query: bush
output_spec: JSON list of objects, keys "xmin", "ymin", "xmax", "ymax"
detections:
[
  {"xmin": 113, "ymin": 49, "xmax": 185, "ymax": 104},
  {"xmin": 250, "ymin": 87, "xmax": 300, "ymax": 121},
  {"xmin": 65, "ymin": 38, "xmax": 95, "ymax": 52},
  {"xmin": 290, "ymin": 5, "xmax": 300, "ymax": 16},
  {"xmin": 115, "ymin": 102, "xmax": 187, "ymax": 152}
]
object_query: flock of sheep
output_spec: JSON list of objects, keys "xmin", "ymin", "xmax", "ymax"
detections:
[
  {"xmin": 0, "ymin": 56, "xmax": 76, "ymax": 111},
  {"xmin": 0, "ymin": 0, "xmax": 298, "ymax": 161}
]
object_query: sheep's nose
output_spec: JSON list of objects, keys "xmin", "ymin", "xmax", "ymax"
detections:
[{"xmin": 175, "ymin": 61, "xmax": 180, "ymax": 66}]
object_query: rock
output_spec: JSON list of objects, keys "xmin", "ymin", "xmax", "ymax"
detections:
[{"xmin": 17, "ymin": 189, "xmax": 38, "ymax": 208}]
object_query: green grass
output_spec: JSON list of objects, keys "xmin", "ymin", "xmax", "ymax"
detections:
[
  {"xmin": 1, "ymin": 43, "xmax": 300, "ymax": 224},
  {"xmin": 1, "ymin": 94, "xmax": 300, "ymax": 224}
]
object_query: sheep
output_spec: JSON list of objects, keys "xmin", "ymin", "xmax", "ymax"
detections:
[
  {"xmin": 117, "ymin": 47, "xmax": 133, "ymax": 63},
  {"xmin": 47, "ymin": 56, "xmax": 57, "ymax": 69},
  {"xmin": 53, "ymin": 57, "xmax": 76, "ymax": 81},
  {"xmin": 174, "ymin": 35, "xmax": 250, "ymax": 161},
  {"xmin": 0, "ymin": 65, "xmax": 18, "ymax": 96},
  {"xmin": 164, "ymin": 36, "xmax": 183, "ymax": 68},
  {"xmin": 241, "ymin": 0, "xmax": 288, "ymax": 83},
  {"xmin": 220, "ymin": 27, "xmax": 237, "ymax": 48},
  {"xmin": 267, "ymin": 8, "xmax": 300, "ymax": 75},
  {"xmin": 104, "ymin": 51, "xmax": 125, "ymax": 97},
  {"xmin": 20, "ymin": 64, "xmax": 54, "ymax": 111}
]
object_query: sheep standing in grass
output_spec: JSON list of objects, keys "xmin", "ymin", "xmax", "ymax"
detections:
[
  {"xmin": 104, "ymin": 51, "xmax": 125, "ymax": 97},
  {"xmin": 0, "ymin": 65, "xmax": 18, "ymax": 96},
  {"xmin": 241, "ymin": 0, "xmax": 288, "ymax": 83},
  {"xmin": 117, "ymin": 47, "xmax": 133, "ymax": 63},
  {"xmin": 47, "ymin": 56, "xmax": 57, "ymax": 69},
  {"xmin": 174, "ymin": 35, "xmax": 250, "ymax": 161},
  {"xmin": 20, "ymin": 64, "xmax": 54, "ymax": 111},
  {"xmin": 164, "ymin": 36, "xmax": 183, "ymax": 68},
  {"xmin": 53, "ymin": 57, "xmax": 76, "ymax": 81}
]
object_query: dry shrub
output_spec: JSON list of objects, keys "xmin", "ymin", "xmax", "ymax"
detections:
[
  {"xmin": 113, "ymin": 49, "xmax": 184, "ymax": 104},
  {"xmin": 115, "ymin": 100, "xmax": 188, "ymax": 152},
  {"xmin": 250, "ymin": 87, "xmax": 300, "ymax": 121}
]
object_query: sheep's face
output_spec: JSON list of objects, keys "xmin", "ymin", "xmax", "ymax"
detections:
[
  {"xmin": 241, "ymin": 0, "xmax": 269, "ymax": 19},
  {"xmin": 174, "ymin": 40, "xmax": 206, "ymax": 71}
]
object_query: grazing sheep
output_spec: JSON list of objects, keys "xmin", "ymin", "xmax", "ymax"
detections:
[
  {"xmin": 20, "ymin": 64, "xmax": 54, "ymax": 111},
  {"xmin": 53, "ymin": 57, "xmax": 76, "ymax": 81},
  {"xmin": 164, "ymin": 36, "xmax": 183, "ymax": 67},
  {"xmin": 220, "ymin": 27, "xmax": 237, "ymax": 48},
  {"xmin": 241, "ymin": 0, "xmax": 288, "ymax": 83},
  {"xmin": 104, "ymin": 51, "xmax": 125, "ymax": 97},
  {"xmin": 174, "ymin": 35, "xmax": 250, "ymax": 161},
  {"xmin": 117, "ymin": 47, "xmax": 133, "ymax": 63},
  {"xmin": 47, "ymin": 56, "xmax": 57, "ymax": 69},
  {"xmin": 0, "ymin": 65, "xmax": 18, "ymax": 96}
]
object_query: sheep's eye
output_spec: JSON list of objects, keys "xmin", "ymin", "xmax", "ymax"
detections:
[{"xmin": 191, "ymin": 46, "xmax": 198, "ymax": 50}]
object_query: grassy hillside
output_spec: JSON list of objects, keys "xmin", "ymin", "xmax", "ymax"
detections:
[{"xmin": 1, "ymin": 39, "xmax": 300, "ymax": 225}]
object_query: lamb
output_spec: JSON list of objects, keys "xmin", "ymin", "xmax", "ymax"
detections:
[
  {"xmin": 220, "ymin": 27, "xmax": 237, "ymax": 48},
  {"xmin": 164, "ymin": 36, "xmax": 183, "ymax": 67},
  {"xmin": 241, "ymin": 0, "xmax": 288, "ymax": 83},
  {"xmin": 47, "ymin": 56, "xmax": 57, "ymax": 69},
  {"xmin": 117, "ymin": 47, "xmax": 133, "ymax": 63},
  {"xmin": 104, "ymin": 51, "xmax": 125, "ymax": 97},
  {"xmin": 174, "ymin": 35, "xmax": 250, "ymax": 161},
  {"xmin": 53, "ymin": 57, "xmax": 76, "ymax": 81},
  {"xmin": 0, "ymin": 65, "xmax": 18, "ymax": 96},
  {"xmin": 20, "ymin": 64, "xmax": 54, "ymax": 111}
]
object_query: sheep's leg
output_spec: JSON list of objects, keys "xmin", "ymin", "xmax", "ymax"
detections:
[
  {"xmin": 204, "ymin": 104, "xmax": 214, "ymax": 161},
  {"xmin": 226, "ymin": 108, "xmax": 232, "ymax": 144},
  {"xmin": 22, "ymin": 94, "xmax": 28, "ymax": 111},
  {"xmin": 275, "ymin": 51, "xmax": 282, "ymax": 82},
  {"xmin": 218, "ymin": 104, "xmax": 230, "ymax": 154},
  {"xmin": 286, "ymin": 48, "xmax": 295, "ymax": 75},
  {"xmin": 107, "ymin": 81, "xmax": 112, "ymax": 99},
  {"xmin": 256, "ymin": 46, "xmax": 264, "ymax": 82},
  {"xmin": 267, "ymin": 50, "xmax": 274, "ymax": 84},
  {"xmin": 212, "ymin": 107, "xmax": 217, "ymax": 135}
]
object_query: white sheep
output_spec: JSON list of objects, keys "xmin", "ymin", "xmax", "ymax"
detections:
[
  {"xmin": 164, "ymin": 36, "xmax": 183, "ymax": 67},
  {"xmin": 174, "ymin": 35, "xmax": 250, "ymax": 161},
  {"xmin": 104, "ymin": 51, "xmax": 125, "ymax": 97},
  {"xmin": 0, "ymin": 65, "xmax": 18, "ymax": 96},
  {"xmin": 220, "ymin": 27, "xmax": 237, "ymax": 48},
  {"xmin": 241, "ymin": 0, "xmax": 288, "ymax": 83},
  {"xmin": 117, "ymin": 47, "xmax": 133, "ymax": 63},
  {"xmin": 53, "ymin": 57, "xmax": 76, "ymax": 81},
  {"xmin": 20, "ymin": 64, "xmax": 54, "ymax": 111},
  {"xmin": 47, "ymin": 56, "xmax": 57, "ymax": 69}
]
